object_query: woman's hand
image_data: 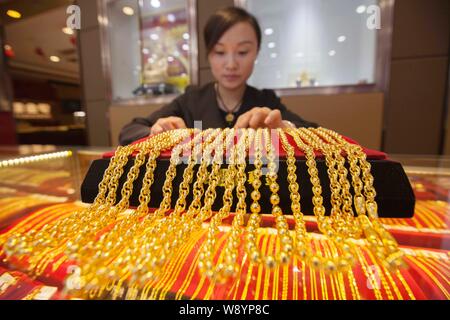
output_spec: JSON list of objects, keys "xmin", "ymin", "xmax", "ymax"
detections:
[
  {"xmin": 234, "ymin": 107, "xmax": 294, "ymax": 129},
  {"xmin": 150, "ymin": 116, "xmax": 187, "ymax": 135}
]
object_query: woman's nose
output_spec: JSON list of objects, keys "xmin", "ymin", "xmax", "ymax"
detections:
[{"xmin": 225, "ymin": 54, "xmax": 238, "ymax": 70}]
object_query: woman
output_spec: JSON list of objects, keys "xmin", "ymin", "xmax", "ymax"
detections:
[{"xmin": 119, "ymin": 6, "xmax": 317, "ymax": 146}]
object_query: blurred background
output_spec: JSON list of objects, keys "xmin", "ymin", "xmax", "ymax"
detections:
[{"xmin": 0, "ymin": 0, "xmax": 448, "ymax": 155}]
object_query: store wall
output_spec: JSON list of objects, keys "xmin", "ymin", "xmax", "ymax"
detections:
[
  {"xmin": 77, "ymin": 0, "xmax": 111, "ymax": 146},
  {"xmin": 383, "ymin": 0, "xmax": 449, "ymax": 154},
  {"xmin": 282, "ymin": 92, "xmax": 384, "ymax": 149}
]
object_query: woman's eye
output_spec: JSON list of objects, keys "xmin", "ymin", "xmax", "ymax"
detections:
[
  {"xmin": 215, "ymin": 51, "xmax": 225, "ymax": 55},
  {"xmin": 238, "ymin": 51, "xmax": 249, "ymax": 55}
]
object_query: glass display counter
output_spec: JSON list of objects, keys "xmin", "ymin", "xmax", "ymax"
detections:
[
  {"xmin": 102, "ymin": 0, "xmax": 197, "ymax": 102},
  {"xmin": 0, "ymin": 146, "xmax": 448, "ymax": 300}
]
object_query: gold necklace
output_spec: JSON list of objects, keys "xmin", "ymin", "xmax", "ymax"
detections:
[
  {"xmin": 2, "ymin": 127, "xmax": 412, "ymax": 299},
  {"xmin": 199, "ymin": 128, "xmax": 246, "ymax": 281},
  {"xmin": 215, "ymin": 83, "xmax": 243, "ymax": 125},
  {"xmin": 315, "ymin": 127, "xmax": 406, "ymax": 270},
  {"xmin": 285, "ymin": 128, "xmax": 355, "ymax": 272},
  {"xmin": 120, "ymin": 129, "xmax": 226, "ymax": 287}
]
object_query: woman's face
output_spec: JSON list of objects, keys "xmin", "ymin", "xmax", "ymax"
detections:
[{"xmin": 208, "ymin": 22, "xmax": 259, "ymax": 91}]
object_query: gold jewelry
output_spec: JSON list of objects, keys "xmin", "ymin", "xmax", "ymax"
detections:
[
  {"xmin": 395, "ymin": 269, "xmax": 416, "ymax": 300},
  {"xmin": 145, "ymin": 129, "xmax": 229, "ymax": 282},
  {"xmin": 100, "ymin": 129, "xmax": 208, "ymax": 289},
  {"xmin": 285, "ymin": 128, "xmax": 356, "ymax": 271},
  {"xmin": 244, "ymin": 129, "xmax": 294, "ymax": 271},
  {"xmin": 77, "ymin": 130, "xmax": 195, "ymax": 289},
  {"xmin": 198, "ymin": 128, "xmax": 243, "ymax": 281},
  {"xmin": 215, "ymin": 83, "xmax": 243, "ymax": 125},
  {"xmin": 1, "ymin": 128, "xmax": 413, "ymax": 299}
]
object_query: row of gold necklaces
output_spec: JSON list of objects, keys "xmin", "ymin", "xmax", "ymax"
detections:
[{"xmin": 2, "ymin": 128, "xmax": 405, "ymax": 297}]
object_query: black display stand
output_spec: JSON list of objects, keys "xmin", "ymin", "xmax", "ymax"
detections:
[{"xmin": 81, "ymin": 157, "xmax": 415, "ymax": 218}]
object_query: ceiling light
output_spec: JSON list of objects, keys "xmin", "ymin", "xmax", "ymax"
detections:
[
  {"xmin": 151, "ymin": 0, "xmax": 161, "ymax": 8},
  {"xmin": 167, "ymin": 14, "xmax": 176, "ymax": 22},
  {"xmin": 356, "ymin": 5, "xmax": 366, "ymax": 14},
  {"xmin": 268, "ymin": 42, "xmax": 276, "ymax": 49},
  {"xmin": 182, "ymin": 44, "xmax": 189, "ymax": 51},
  {"xmin": 6, "ymin": 9, "xmax": 21, "ymax": 19},
  {"xmin": 270, "ymin": 52, "xmax": 277, "ymax": 58},
  {"xmin": 142, "ymin": 48, "xmax": 150, "ymax": 54},
  {"xmin": 183, "ymin": 33, "xmax": 189, "ymax": 40},
  {"xmin": 122, "ymin": 6, "xmax": 134, "ymax": 16},
  {"xmin": 337, "ymin": 35, "xmax": 346, "ymax": 42},
  {"xmin": 328, "ymin": 50, "xmax": 336, "ymax": 56},
  {"xmin": 150, "ymin": 33, "xmax": 159, "ymax": 40},
  {"xmin": 62, "ymin": 27, "xmax": 74, "ymax": 35},
  {"xmin": 49, "ymin": 56, "xmax": 60, "ymax": 62},
  {"xmin": 264, "ymin": 28, "xmax": 274, "ymax": 35},
  {"xmin": 167, "ymin": 56, "xmax": 174, "ymax": 62}
]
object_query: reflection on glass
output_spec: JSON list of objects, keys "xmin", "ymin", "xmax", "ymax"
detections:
[
  {"xmin": 107, "ymin": 0, "xmax": 191, "ymax": 101},
  {"xmin": 140, "ymin": 0, "xmax": 190, "ymax": 94},
  {"xmin": 243, "ymin": 0, "xmax": 378, "ymax": 89}
]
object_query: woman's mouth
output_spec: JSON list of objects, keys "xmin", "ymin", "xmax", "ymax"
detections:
[{"xmin": 223, "ymin": 75, "xmax": 240, "ymax": 81}]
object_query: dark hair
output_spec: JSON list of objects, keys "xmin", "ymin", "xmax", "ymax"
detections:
[{"xmin": 203, "ymin": 6, "xmax": 262, "ymax": 55}]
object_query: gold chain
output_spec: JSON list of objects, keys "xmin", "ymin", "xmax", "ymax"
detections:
[{"xmin": 2, "ymin": 128, "xmax": 409, "ymax": 297}]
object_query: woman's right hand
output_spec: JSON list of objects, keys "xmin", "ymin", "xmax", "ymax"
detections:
[{"xmin": 150, "ymin": 116, "xmax": 187, "ymax": 135}]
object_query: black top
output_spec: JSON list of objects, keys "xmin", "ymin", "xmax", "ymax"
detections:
[{"xmin": 119, "ymin": 82, "xmax": 318, "ymax": 145}]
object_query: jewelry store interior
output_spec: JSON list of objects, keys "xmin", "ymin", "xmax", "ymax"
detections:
[{"xmin": 0, "ymin": 0, "xmax": 449, "ymax": 301}]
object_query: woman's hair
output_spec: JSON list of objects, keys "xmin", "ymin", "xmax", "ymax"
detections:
[{"xmin": 203, "ymin": 6, "xmax": 262, "ymax": 54}]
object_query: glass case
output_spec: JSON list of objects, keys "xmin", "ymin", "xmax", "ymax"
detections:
[
  {"xmin": 104, "ymin": 0, "xmax": 197, "ymax": 102},
  {"xmin": 237, "ymin": 0, "xmax": 391, "ymax": 93},
  {"xmin": 0, "ymin": 145, "xmax": 448, "ymax": 300}
]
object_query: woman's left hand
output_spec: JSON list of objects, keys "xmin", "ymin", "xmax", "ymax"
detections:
[{"xmin": 234, "ymin": 107, "xmax": 293, "ymax": 129}]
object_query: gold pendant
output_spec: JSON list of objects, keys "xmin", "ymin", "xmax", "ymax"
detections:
[{"xmin": 225, "ymin": 113, "xmax": 234, "ymax": 123}]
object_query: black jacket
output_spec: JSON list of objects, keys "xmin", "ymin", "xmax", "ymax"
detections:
[{"xmin": 119, "ymin": 82, "xmax": 317, "ymax": 145}]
